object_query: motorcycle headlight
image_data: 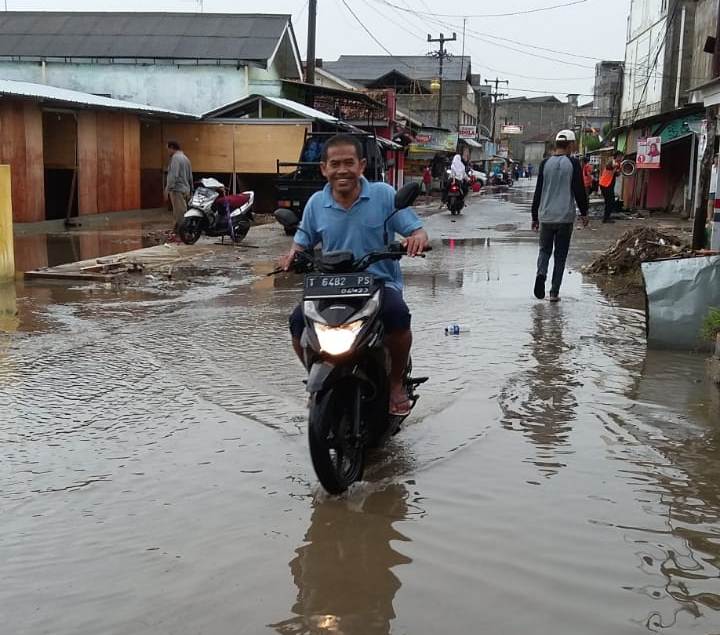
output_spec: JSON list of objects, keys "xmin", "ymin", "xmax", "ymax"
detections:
[{"xmin": 314, "ymin": 320, "xmax": 363, "ymax": 356}]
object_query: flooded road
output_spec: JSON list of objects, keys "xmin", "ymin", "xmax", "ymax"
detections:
[{"xmin": 2, "ymin": 188, "xmax": 720, "ymax": 634}]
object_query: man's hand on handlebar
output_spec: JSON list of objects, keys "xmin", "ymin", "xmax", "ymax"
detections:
[
  {"xmin": 403, "ymin": 229, "xmax": 430, "ymax": 257},
  {"xmin": 278, "ymin": 243, "xmax": 305, "ymax": 271}
]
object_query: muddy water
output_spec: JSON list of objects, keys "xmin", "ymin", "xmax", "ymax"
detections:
[{"xmin": 2, "ymin": 192, "xmax": 720, "ymax": 634}]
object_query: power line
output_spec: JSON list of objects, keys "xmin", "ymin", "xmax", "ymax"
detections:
[
  {"xmin": 368, "ymin": 1, "xmax": 597, "ymax": 69},
  {"xmin": 630, "ymin": 1, "xmax": 680, "ymax": 124},
  {"xmin": 340, "ymin": 0, "xmax": 400, "ymax": 58},
  {"xmin": 357, "ymin": 0, "xmax": 426, "ymax": 41},
  {"xmin": 372, "ymin": 0, "xmax": 588, "ymax": 19},
  {"xmin": 503, "ymin": 86, "xmax": 594, "ymax": 96}
]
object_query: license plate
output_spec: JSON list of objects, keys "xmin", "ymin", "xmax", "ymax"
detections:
[{"xmin": 304, "ymin": 274, "xmax": 374, "ymax": 299}]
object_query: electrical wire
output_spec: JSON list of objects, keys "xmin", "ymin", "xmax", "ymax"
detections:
[
  {"xmin": 339, "ymin": 0, "xmax": 421, "ymax": 72},
  {"xmin": 340, "ymin": 0, "xmax": 401, "ymax": 57},
  {"xmin": 367, "ymin": 0, "xmax": 690, "ymax": 79},
  {"xmin": 371, "ymin": 0, "xmax": 589, "ymax": 19},
  {"xmin": 357, "ymin": 0, "xmax": 426, "ymax": 41},
  {"xmin": 630, "ymin": 2, "xmax": 679, "ymax": 124}
]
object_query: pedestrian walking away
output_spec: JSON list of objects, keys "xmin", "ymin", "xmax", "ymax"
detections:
[
  {"xmin": 598, "ymin": 157, "xmax": 618, "ymax": 223},
  {"xmin": 165, "ymin": 140, "xmax": 194, "ymax": 233},
  {"xmin": 531, "ymin": 129, "xmax": 589, "ymax": 302}
]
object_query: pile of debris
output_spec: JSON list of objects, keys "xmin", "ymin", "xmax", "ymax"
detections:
[
  {"xmin": 143, "ymin": 229, "xmax": 175, "ymax": 246},
  {"xmin": 584, "ymin": 227, "xmax": 687, "ymax": 276}
]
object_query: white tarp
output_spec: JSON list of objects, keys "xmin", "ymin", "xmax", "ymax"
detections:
[{"xmin": 642, "ymin": 255, "xmax": 720, "ymax": 349}]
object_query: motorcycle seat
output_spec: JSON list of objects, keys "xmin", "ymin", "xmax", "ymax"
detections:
[{"xmin": 216, "ymin": 193, "xmax": 250, "ymax": 209}]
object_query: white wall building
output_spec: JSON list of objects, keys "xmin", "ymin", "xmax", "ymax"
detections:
[
  {"xmin": 0, "ymin": 12, "xmax": 303, "ymax": 115},
  {"xmin": 620, "ymin": 0, "xmax": 697, "ymax": 123}
]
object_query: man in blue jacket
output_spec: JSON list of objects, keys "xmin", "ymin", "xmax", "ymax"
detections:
[{"xmin": 531, "ymin": 130, "xmax": 589, "ymax": 302}]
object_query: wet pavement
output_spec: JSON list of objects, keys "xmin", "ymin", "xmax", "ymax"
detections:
[{"xmin": 2, "ymin": 185, "xmax": 720, "ymax": 634}]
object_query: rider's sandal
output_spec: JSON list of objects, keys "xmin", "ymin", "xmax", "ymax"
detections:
[{"xmin": 389, "ymin": 395, "xmax": 412, "ymax": 416}]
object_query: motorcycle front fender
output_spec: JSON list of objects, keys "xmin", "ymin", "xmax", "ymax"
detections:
[
  {"xmin": 184, "ymin": 209, "xmax": 204, "ymax": 219},
  {"xmin": 306, "ymin": 361, "xmax": 352, "ymax": 394}
]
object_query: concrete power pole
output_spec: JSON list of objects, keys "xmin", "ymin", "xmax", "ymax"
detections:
[
  {"xmin": 428, "ymin": 32, "xmax": 457, "ymax": 128},
  {"xmin": 484, "ymin": 77, "xmax": 509, "ymax": 143},
  {"xmin": 306, "ymin": 0, "xmax": 318, "ymax": 84}
]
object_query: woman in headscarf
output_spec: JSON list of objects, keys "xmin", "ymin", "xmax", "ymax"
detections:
[
  {"xmin": 450, "ymin": 154, "xmax": 467, "ymax": 181},
  {"xmin": 445, "ymin": 153, "xmax": 469, "ymax": 200}
]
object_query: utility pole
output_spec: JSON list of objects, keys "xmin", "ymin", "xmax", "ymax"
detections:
[
  {"xmin": 484, "ymin": 77, "xmax": 509, "ymax": 143},
  {"xmin": 306, "ymin": 0, "xmax": 318, "ymax": 84},
  {"xmin": 428, "ymin": 32, "xmax": 457, "ymax": 128}
]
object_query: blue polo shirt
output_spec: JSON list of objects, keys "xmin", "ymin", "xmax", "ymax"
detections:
[{"xmin": 294, "ymin": 178, "xmax": 423, "ymax": 291}]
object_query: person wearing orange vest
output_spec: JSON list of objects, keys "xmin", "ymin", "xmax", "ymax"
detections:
[{"xmin": 599, "ymin": 157, "xmax": 618, "ymax": 223}]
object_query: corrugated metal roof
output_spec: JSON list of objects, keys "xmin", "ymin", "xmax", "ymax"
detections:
[
  {"xmin": 322, "ymin": 55, "xmax": 472, "ymax": 83},
  {"xmin": 203, "ymin": 94, "xmax": 339, "ymax": 124},
  {"xmin": 0, "ymin": 78, "xmax": 196, "ymax": 117},
  {"xmin": 0, "ymin": 12, "xmax": 290, "ymax": 61},
  {"xmin": 262, "ymin": 96, "xmax": 339, "ymax": 123}
]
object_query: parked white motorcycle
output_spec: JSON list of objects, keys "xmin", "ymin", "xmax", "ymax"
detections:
[{"xmin": 178, "ymin": 178, "xmax": 255, "ymax": 245}]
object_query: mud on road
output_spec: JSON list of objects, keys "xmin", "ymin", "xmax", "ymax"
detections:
[{"xmin": 2, "ymin": 186, "xmax": 720, "ymax": 635}]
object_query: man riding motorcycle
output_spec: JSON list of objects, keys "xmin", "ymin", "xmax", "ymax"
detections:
[{"xmin": 279, "ymin": 134, "xmax": 429, "ymax": 416}]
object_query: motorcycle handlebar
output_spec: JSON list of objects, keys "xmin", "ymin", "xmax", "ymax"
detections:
[{"xmin": 267, "ymin": 243, "xmax": 431, "ymax": 276}]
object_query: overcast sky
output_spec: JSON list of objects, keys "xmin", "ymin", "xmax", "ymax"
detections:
[{"xmin": 6, "ymin": 0, "xmax": 629, "ymax": 102}]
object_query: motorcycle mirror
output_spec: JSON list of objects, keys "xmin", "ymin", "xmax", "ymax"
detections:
[
  {"xmin": 384, "ymin": 182, "xmax": 421, "ymax": 245},
  {"xmin": 394, "ymin": 182, "xmax": 421, "ymax": 211}
]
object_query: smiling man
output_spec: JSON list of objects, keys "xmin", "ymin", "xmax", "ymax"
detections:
[{"xmin": 280, "ymin": 134, "xmax": 429, "ymax": 415}]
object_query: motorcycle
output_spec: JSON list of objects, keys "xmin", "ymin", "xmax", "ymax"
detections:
[
  {"xmin": 270, "ymin": 182, "xmax": 429, "ymax": 494},
  {"xmin": 178, "ymin": 177, "xmax": 255, "ymax": 245},
  {"xmin": 489, "ymin": 173, "xmax": 513, "ymax": 188},
  {"xmin": 446, "ymin": 177, "xmax": 466, "ymax": 215}
]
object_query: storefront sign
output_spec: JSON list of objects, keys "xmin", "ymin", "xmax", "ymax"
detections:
[
  {"xmin": 409, "ymin": 131, "xmax": 459, "ymax": 154},
  {"xmin": 459, "ymin": 125, "xmax": 477, "ymax": 139},
  {"xmin": 637, "ymin": 136, "xmax": 661, "ymax": 169},
  {"xmin": 500, "ymin": 124, "xmax": 524, "ymax": 135}
]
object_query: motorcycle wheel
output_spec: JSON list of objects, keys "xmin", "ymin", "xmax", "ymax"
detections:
[
  {"xmin": 231, "ymin": 219, "xmax": 251, "ymax": 243},
  {"xmin": 308, "ymin": 385, "xmax": 364, "ymax": 495},
  {"xmin": 178, "ymin": 217, "xmax": 202, "ymax": 245}
]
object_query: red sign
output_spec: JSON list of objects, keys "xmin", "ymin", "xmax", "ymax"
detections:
[{"xmin": 637, "ymin": 136, "xmax": 661, "ymax": 169}]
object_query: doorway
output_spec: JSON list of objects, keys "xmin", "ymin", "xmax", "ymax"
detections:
[{"xmin": 42, "ymin": 111, "xmax": 78, "ymax": 220}]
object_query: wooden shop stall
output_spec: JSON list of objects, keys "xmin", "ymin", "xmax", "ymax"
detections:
[{"xmin": 0, "ymin": 79, "xmax": 194, "ymax": 223}]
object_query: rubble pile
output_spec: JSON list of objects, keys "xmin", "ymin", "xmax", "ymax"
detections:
[
  {"xmin": 143, "ymin": 229, "xmax": 175, "ymax": 245},
  {"xmin": 584, "ymin": 227, "xmax": 686, "ymax": 276}
]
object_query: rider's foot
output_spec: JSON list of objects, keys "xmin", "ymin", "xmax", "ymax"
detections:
[{"xmin": 389, "ymin": 385, "xmax": 411, "ymax": 416}]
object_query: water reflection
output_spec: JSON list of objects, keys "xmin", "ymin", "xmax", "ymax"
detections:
[
  {"xmin": 615, "ymin": 350, "xmax": 720, "ymax": 625},
  {"xmin": 0, "ymin": 281, "xmax": 18, "ymax": 332},
  {"xmin": 271, "ymin": 484, "xmax": 411, "ymax": 635},
  {"xmin": 13, "ymin": 220, "xmax": 168, "ymax": 272},
  {"xmin": 501, "ymin": 303, "xmax": 577, "ymax": 476}
]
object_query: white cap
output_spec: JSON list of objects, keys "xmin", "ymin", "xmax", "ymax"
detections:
[{"xmin": 555, "ymin": 129, "xmax": 576, "ymax": 142}]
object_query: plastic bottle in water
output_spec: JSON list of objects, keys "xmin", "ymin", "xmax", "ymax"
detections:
[{"xmin": 444, "ymin": 324, "xmax": 469, "ymax": 335}]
